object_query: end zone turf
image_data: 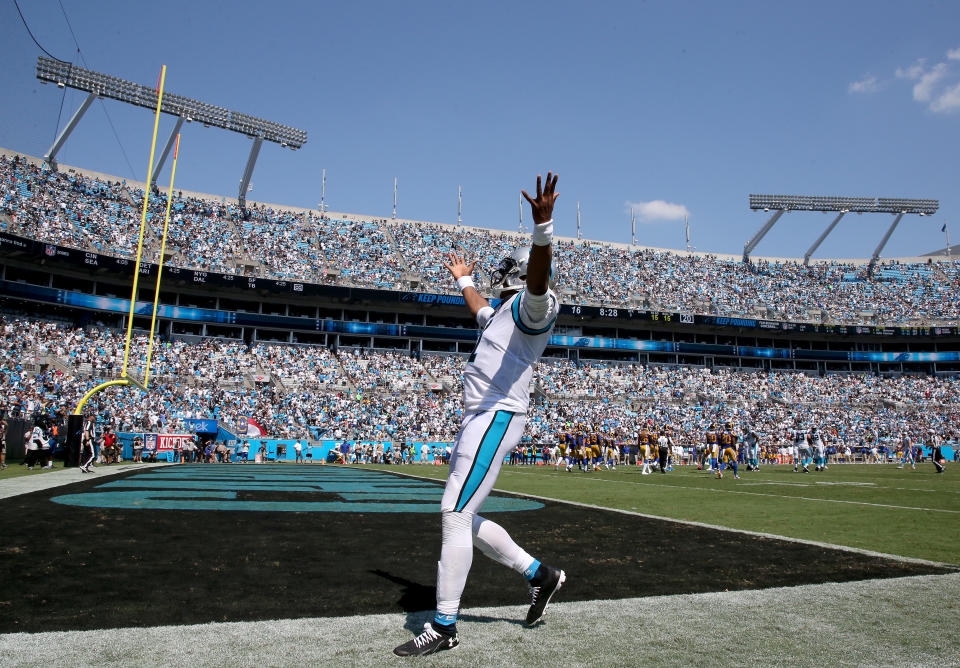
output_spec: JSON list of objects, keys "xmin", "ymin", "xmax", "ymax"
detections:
[{"xmin": 0, "ymin": 464, "xmax": 952, "ymax": 633}]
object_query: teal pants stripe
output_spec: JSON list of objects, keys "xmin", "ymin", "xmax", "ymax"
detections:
[{"xmin": 454, "ymin": 410, "xmax": 514, "ymax": 512}]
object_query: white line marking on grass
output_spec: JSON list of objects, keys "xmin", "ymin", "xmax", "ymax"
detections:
[
  {"xmin": 498, "ymin": 468, "xmax": 960, "ymax": 515},
  {"xmin": 814, "ymin": 481, "xmax": 877, "ymax": 486},
  {"xmin": 380, "ymin": 467, "xmax": 958, "ymax": 569},
  {"xmin": 737, "ymin": 482, "xmax": 812, "ymax": 487},
  {"xmin": 0, "ymin": 462, "xmax": 174, "ymax": 500}
]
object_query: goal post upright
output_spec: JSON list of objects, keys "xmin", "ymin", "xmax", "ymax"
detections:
[
  {"xmin": 145, "ymin": 133, "xmax": 181, "ymax": 388},
  {"xmin": 121, "ymin": 65, "xmax": 167, "ymax": 379}
]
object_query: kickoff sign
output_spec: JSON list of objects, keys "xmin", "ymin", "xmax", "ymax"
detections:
[{"xmin": 143, "ymin": 433, "xmax": 194, "ymax": 452}]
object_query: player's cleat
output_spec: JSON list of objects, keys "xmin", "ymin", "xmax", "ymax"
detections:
[
  {"xmin": 393, "ymin": 623, "xmax": 459, "ymax": 656},
  {"xmin": 734, "ymin": 474, "xmax": 741, "ymax": 479},
  {"xmin": 802, "ymin": 466, "xmax": 809, "ymax": 473},
  {"xmin": 526, "ymin": 566, "xmax": 566, "ymax": 626},
  {"xmin": 793, "ymin": 467, "xmax": 798, "ymax": 472},
  {"xmin": 716, "ymin": 471, "xmax": 723, "ymax": 479}
]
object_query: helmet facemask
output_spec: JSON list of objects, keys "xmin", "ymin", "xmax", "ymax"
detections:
[{"xmin": 489, "ymin": 248, "xmax": 529, "ymax": 297}]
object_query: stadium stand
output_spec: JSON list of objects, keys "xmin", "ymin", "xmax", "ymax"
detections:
[
  {"xmin": 4, "ymin": 152, "xmax": 959, "ymax": 326},
  {"xmin": 0, "ymin": 149, "xmax": 958, "ymax": 454},
  {"xmin": 2, "ymin": 317, "xmax": 958, "ymax": 450}
]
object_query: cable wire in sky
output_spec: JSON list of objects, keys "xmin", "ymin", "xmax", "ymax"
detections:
[
  {"xmin": 57, "ymin": 0, "xmax": 139, "ymax": 181},
  {"xmin": 11, "ymin": 0, "xmax": 68, "ymax": 62}
]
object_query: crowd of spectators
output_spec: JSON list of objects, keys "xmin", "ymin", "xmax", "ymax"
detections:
[
  {"xmin": 5, "ymin": 153, "xmax": 959, "ymax": 325},
  {"xmin": 2, "ymin": 316, "xmax": 957, "ymax": 456}
]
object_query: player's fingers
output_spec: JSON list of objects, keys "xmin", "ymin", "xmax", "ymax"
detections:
[
  {"xmin": 536, "ymin": 175, "xmax": 542, "ymax": 198},
  {"xmin": 551, "ymin": 173, "xmax": 558, "ymax": 191},
  {"xmin": 522, "ymin": 190, "xmax": 535, "ymax": 205}
]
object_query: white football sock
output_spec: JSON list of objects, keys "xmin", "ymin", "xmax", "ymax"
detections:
[
  {"xmin": 435, "ymin": 510, "xmax": 474, "ymax": 619},
  {"xmin": 472, "ymin": 514, "xmax": 535, "ymax": 574}
]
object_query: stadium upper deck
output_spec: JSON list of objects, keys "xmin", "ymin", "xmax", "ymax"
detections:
[{"xmin": 2, "ymin": 149, "xmax": 958, "ymax": 328}]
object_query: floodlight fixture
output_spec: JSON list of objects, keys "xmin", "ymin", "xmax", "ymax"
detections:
[
  {"xmin": 745, "ymin": 193, "xmax": 939, "ymax": 265},
  {"xmin": 36, "ymin": 57, "xmax": 307, "ymax": 148},
  {"xmin": 36, "ymin": 56, "xmax": 307, "ymax": 206},
  {"xmin": 749, "ymin": 194, "xmax": 938, "ymax": 215}
]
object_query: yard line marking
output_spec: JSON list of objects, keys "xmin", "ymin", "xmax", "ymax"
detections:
[
  {"xmin": 737, "ymin": 482, "xmax": 811, "ymax": 487},
  {"xmin": 496, "ymin": 469, "xmax": 960, "ymax": 515}
]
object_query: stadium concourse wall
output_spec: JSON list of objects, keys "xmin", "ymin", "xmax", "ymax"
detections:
[{"xmin": 111, "ymin": 433, "xmax": 955, "ymax": 464}]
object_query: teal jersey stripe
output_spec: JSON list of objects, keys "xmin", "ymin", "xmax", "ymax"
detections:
[
  {"xmin": 454, "ymin": 410, "xmax": 514, "ymax": 512},
  {"xmin": 511, "ymin": 290, "xmax": 557, "ymax": 335}
]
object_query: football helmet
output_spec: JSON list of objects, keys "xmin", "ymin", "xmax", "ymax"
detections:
[{"xmin": 490, "ymin": 247, "xmax": 530, "ymax": 297}]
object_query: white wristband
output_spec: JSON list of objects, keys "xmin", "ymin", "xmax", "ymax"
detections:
[
  {"xmin": 456, "ymin": 276, "xmax": 475, "ymax": 291},
  {"xmin": 531, "ymin": 219, "xmax": 553, "ymax": 246}
]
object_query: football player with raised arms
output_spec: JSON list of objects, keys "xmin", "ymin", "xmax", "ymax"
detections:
[{"xmin": 393, "ymin": 173, "xmax": 566, "ymax": 657}]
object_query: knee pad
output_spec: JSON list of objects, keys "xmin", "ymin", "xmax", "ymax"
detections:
[{"xmin": 442, "ymin": 510, "xmax": 474, "ymax": 548}]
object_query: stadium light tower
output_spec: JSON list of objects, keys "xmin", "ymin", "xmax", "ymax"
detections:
[
  {"xmin": 745, "ymin": 194, "xmax": 939, "ymax": 273},
  {"xmin": 35, "ymin": 57, "xmax": 307, "ymax": 208}
]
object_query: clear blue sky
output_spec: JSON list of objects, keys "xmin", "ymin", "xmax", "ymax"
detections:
[{"xmin": 2, "ymin": 0, "xmax": 958, "ymax": 259}]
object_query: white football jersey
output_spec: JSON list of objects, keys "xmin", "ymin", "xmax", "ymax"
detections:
[{"xmin": 462, "ymin": 289, "xmax": 559, "ymax": 414}]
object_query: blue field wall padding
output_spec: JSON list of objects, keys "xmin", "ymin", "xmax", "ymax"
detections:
[{"xmin": 117, "ymin": 432, "xmax": 455, "ymax": 463}]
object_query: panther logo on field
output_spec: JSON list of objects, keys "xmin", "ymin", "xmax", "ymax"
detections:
[{"xmin": 51, "ymin": 466, "xmax": 543, "ymax": 513}]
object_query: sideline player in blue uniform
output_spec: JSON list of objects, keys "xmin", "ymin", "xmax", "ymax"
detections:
[{"xmin": 394, "ymin": 174, "xmax": 566, "ymax": 656}]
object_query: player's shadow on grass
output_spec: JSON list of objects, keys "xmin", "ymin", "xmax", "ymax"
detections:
[
  {"xmin": 369, "ymin": 569, "xmax": 525, "ymax": 633},
  {"xmin": 369, "ymin": 569, "xmax": 436, "ymax": 615}
]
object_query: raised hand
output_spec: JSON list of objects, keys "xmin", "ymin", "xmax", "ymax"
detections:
[
  {"xmin": 443, "ymin": 251, "xmax": 477, "ymax": 281},
  {"xmin": 521, "ymin": 172, "xmax": 559, "ymax": 225}
]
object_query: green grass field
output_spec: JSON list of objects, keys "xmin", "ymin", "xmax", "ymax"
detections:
[{"xmin": 360, "ymin": 461, "xmax": 960, "ymax": 564}]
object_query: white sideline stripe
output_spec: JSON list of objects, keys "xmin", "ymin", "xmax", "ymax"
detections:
[
  {"xmin": 499, "ymin": 467, "xmax": 960, "ymax": 515},
  {"xmin": 382, "ymin": 467, "xmax": 959, "ymax": 569},
  {"xmin": 0, "ymin": 462, "xmax": 173, "ymax": 500}
]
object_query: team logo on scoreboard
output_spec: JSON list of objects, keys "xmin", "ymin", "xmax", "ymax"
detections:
[{"xmin": 45, "ymin": 244, "xmax": 57, "ymax": 257}]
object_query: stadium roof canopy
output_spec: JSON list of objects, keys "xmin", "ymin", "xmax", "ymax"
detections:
[
  {"xmin": 35, "ymin": 56, "xmax": 306, "ymax": 207},
  {"xmin": 744, "ymin": 193, "xmax": 940, "ymax": 272}
]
